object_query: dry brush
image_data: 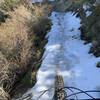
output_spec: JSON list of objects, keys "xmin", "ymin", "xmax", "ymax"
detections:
[{"xmin": 0, "ymin": 1, "xmax": 52, "ymax": 99}]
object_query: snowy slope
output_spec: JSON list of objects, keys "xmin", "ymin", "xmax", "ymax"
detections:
[
  {"xmin": 26, "ymin": 12, "xmax": 100, "ymax": 99},
  {"xmin": 63, "ymin": 12, "xmax": 100, "ymax": 99}
]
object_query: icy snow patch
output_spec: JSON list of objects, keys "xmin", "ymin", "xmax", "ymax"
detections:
[{"xmin": 26, "ymin": 12, "xmax": 100, "ymax": 99}]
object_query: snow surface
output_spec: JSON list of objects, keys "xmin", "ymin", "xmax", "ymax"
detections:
[
  {"xmin": 83, "ymin": 5, "xmax": 92, "ymax": 17},
  {"xmin": 26, "ymin": 12, "xmax": 100, "ymax": 99}
]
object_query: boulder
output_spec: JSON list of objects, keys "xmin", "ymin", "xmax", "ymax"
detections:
[{"xmin": 97, "ymin": 62, "xmax": 100, "ymax": 68}]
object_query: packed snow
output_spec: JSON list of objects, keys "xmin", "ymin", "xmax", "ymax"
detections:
[{"xmin": 25, "ymin": 12, "xmax": 100, "ymax": 99}]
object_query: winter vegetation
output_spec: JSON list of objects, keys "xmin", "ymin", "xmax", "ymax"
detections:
[
  {"xmin": 69, "ymin": 0, "xmax": 100, "ymax": 58},
  {"xmin": 68, "ymin": 0, "xmax": 100, "ymax": 67},
  {"xmin": 0, "ymin": 0, "xmax": 52, "ymax": 99},
  {"xmin": 0, "ymin": 0, "xmax": 100, "ymax": 100}
]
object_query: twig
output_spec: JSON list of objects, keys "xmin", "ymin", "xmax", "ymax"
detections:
[
  {"xmin": 64, "ymin": 87, "xmax": 95, "ymax": 99},
  {"xmin": 67, "ymin": 90, "xmax": 100, "ymax": 99},
  {"xmin": 66, "ymin": 87, "xmax": 78, "ymax": 100},
  {"xmin": 37, "ymin": 88, "xmax": 54, "ymax": 100},
  {"xmin": 23, "ymin": 87, "xmax": 100, "ymax": 100}
]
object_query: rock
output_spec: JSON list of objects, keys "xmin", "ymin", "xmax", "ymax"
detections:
[
  {"xmin": 97, "ymin": 62, "xmax": 100, "ymax": 68},
  {"xmin": 89, "ymin": 46, "xmax": 100, "ymax": 57},
  {"xmin": 84, "ymin": 41, "xmax": 89, "ymax": 45},
  {"xmin": 94, "ymin": 49, "xmax": 100, "ymax": 57},
  {"xmin": 92, "ymin": 46, "xmax": 100, "ymax": 57},
  {"xmin": 89, "ymin": 47, "xmax": 95, "ymax": 54}
]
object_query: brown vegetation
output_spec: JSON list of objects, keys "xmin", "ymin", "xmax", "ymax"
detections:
[{"xmin": 0, "ymin": 1, "xmax": 52, "ymax": 99}]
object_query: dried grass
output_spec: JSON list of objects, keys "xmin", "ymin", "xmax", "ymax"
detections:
[
  {"xmin": 0, "ymin": 1, "xmax": 52, "ymax": 99},
  {"xmin": 0, "ymin": 5, "xmax": 32, "ymax": 70},
  {"xmin": 0, "ymin": 1, "xmax": 52, "ymax": 71}
]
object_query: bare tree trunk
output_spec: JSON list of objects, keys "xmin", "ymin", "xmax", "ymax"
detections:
[{"xmin": 54, "ymin": 75, "xmax": 66, "ymax": 100}]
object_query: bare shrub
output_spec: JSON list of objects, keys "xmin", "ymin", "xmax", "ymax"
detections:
[
  {"xmin": 0, "ymin": 5, "xmax": 32, "ymax": 70},
  {"xmin": 0, "ymin": 0, "xmax": 20, "ymax": 11},
  {"xmin": 0, "ymin": 1, "xmax": 52, "ymax": 70},
  {"xmin": 0, "ymin": 1, "xmax": 52, "ymax": 99}
]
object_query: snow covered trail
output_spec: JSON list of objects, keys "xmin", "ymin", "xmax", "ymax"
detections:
[{"xmin": 27, "ymin": 12, "xmax": 100, "ymax": 99}]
